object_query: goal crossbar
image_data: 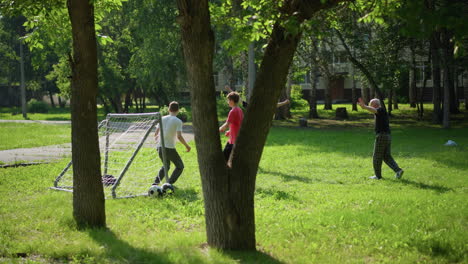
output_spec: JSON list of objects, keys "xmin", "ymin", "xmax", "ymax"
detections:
[{"xmin": 52, "ymin": 112, "xmax": 168, "ymax": 199}]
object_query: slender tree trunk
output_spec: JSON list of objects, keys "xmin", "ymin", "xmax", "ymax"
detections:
[
  {"xmin": 309, "ymin": 66, "xmax": 319, "ymax": 118},
  {"xmin": 362, "ymin": 86, "xmax": 370, "ymax": 104},
  {"xmin": 323, "ymin": 77, "xmax": 332, "ymax": 110},
  {"xmin": 48, "ymin": 90, "xmax": 56, "ymax": 108},
  {"xmin": 351, "ymin": 75, "xmax": 357, "ymax": 111},
  {"xmin": 442, "ymin": 30, "xmax": 458, "ymax": 115},
  {"xmin": 57, "ymin": 96, "xmax": 64, "ymax": 108},
  {"xmin": 388, "ymin": 88, "xmax": 393, "ymax": 115},
  {"xmin": 123, "ymin": 88, "xmax": 132, "ymax": 113},
  {"xmin": 67, "ymin": 0, "xmax": 106, "ymax": 228},
  {"xmin": 99, "ymin": 95, "xmax": 110, "ymax": 114},
  {"xmin": 441, "ymin": 29, "xmax": 453, "ymax": 128},
  {"xmin": 431, "ymin": 31, "xmax": 442, "ymax": 124},
  {"xmin": 409, "ymin": 45, "xmax": 417, "ymax": 107},
  {"xmin": 393, "ymin": 88, "xmax": 398, "ymax": 110},
  {"xmin": 463, "ymin": 71, "xmax": 468, "ymax": 110},
  {"xmin": 418, "ymin": 68, "xmax": 429, "ymax": 120},
  {"xmin": 335, "ymin": 29, "xmax": 386, "ymax": 110},
  {"xmin": 176, "ymin": 0, "xmax": 345, "ymax": 250}
]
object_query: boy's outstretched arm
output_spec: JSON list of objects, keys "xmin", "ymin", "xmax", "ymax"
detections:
[
  {"xmin": 177, "ymin": 131, "xmax": 191, "ymax": 152},
  {"xmin": 358, "ymin": 98, "xmax": 377, "ymax": 113},
  {"xmin": 277, "ymin": 99, "xmax": 290, "ymax": 108},
  {"xmin": 219, "ymin": 121, "xmax": 229, "ymax": 132}
]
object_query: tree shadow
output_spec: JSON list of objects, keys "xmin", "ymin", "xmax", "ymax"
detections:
[
  {"xmin": 256, "ymin": 187, "xmax": 298, "ymax": 201},
  {"xmin": 175, "ymin": 187, "xmax": 200, "ymax": 202},
  {"xmin": 258, "ymin": 167, "xmax": 314, "ymax": 183},
  {"xmin": 397, "ymin": 179, "xmax": 454, "ymax": 193},
  {"xmin": 221, "ymin": 248, "xmax": 284, "ymax": 264},
  {"xmin": 87, "ymin": 228, "xmax": 175, "ymax": 263},
  {"xmin": 412, "ymin": 238, "xmax": 464, "ymax": 262}
]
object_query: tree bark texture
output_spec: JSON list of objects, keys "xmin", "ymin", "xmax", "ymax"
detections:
[
  {"xmin": 67, "ymin": 0, "xmax": 106, "ymax": 228},
  {"xmin": 431, "ymin": 31, "xmax": 442, "ymax": 124},
  {"xmin": 309, "ymin": 66, "xmax": 319, "ymax": 118},
  {"xmin": 409, "ymin": 46, "xmax": 417, "ymax": 108},
  {"xmin": 176, "ymin": 0, "xmax": 347, "ymax": 250},
  {"xmin": 351, "ymin": 77, "xmax": 357, "ymax": 111}
]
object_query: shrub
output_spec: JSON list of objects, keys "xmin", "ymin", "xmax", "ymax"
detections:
[
  {"xmin": 290, "ymin": 84, "xmax": 308, "ymax": 109},
  {"xmin": 216, "ymin": 96, "xmax": 230, "ymax": 118},
  {"xmin": 159, "ymin": 105, "xmax": 190, "ymax": 122},
  {"xmin": 27, "ymin": 99, "xmax": 49, "ymax": 113}
]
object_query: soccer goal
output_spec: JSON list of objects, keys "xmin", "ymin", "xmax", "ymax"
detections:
[{"xmin": 52, "ymin": 112, "xmax": 168, "ymax": 199}]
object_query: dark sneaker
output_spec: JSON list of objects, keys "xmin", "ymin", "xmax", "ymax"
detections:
[
  {"xmin": 395, "ymin": 169, "xmax": 404, "ymax": 179},
  {"xmin": 369, "ymin": 176, "xmax": 382, "ymax": 180}
]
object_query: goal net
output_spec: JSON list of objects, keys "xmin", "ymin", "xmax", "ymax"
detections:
[{"xmin": 52, "ymin": 112, "xmax": 168, "ymax": 199}]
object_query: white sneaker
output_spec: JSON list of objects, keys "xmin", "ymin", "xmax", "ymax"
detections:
[
  {"xmin": 369, "ymin": 176, "xmax": 382, "ymax": 180},
  {"xmin": 395, "ymin": 170, "xmax": 404, "ymax": 179}
]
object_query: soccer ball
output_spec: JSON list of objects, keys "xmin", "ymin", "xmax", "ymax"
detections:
[
  {"xmin": 102, "ymin": 175, "xmax": 116, "ymax": 186},
  {"xmin": 161, "ymin": 183, "xmax": 174, "ymax": 194},
  {"xmin": 148, "ymin": 185, "xmax": 164, "ymax": 197}
]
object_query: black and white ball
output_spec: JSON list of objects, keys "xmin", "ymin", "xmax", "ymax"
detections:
[{"xmin": 148, "ymin": 185, "xmax": 164, "ymax": 197}]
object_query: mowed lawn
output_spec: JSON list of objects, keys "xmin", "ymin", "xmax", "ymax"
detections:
[
  {"xmin": 0, "ymin": 122, "xmax": 71, "ymax": 151},
  {"xmin": 0, "ymin": 124, "xmax": 467, "ymax": 263}
]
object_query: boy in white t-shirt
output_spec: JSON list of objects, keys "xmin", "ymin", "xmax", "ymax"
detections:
[{"xmin": 153, "ymin": 101, "xmax": 191, "ymax": 185}]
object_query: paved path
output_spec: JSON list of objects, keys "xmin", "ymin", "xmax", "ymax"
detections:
[{"xmin": 0, "ymin": 120, "xmax": 194, "ymax": 165}]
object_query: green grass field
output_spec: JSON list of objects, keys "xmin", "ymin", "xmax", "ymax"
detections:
[
  {"xmin": 1, "ymin": 118, "xmax": 467, "ymax": 263},
  {"xmin": 0, "ymin": 122, "xmax": 71, "ymax": 151}
]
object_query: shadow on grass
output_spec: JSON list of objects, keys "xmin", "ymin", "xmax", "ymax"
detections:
[
  {"xmin": 176, "ymin": 188, "xmax": 200, "ymax": 202},
  {"xmin": 221, "ymin": 249, "xmax": 283, "ymax": 264},
  {"xmin": 258, "ymin": 167, "xmax": 313, "ymax": 183},
  {"xmin": 88, "ymin": 228, "xmax": 172, "ymax": 263},
  {"xmin": 44, "ymin": 117, "xmax": 71, "ymax": 121},
  {"xmin": 256, "ymin": 187, "xmax": 298, "ymax": 201},
  {"xmin": 258, "ymin": 167, "xmax": 346, "ymax": 185},
  {"xmin": 397, "ymin": 179, "xmax": 453, "ymax": 193},
  {"xmin": 412, "ymin": 238, "xmax": 464, "ymax": 263}
]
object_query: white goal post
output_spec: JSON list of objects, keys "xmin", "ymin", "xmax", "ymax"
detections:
[{"xmin": 52, "ymin": 112, "xmax": 169, "ymax": 199}]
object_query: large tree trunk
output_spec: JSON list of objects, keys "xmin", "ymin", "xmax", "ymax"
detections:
[
  {"xmin": 67, "ymin": 0, "xmax": 106, "ymax": 228},
  {"xmin": 176, "ymin": 0, "xmax": 239, "ymax": 249},
  {"xmin": 176, "ymin": 0, "xmax": 345, "ymax": 250}
]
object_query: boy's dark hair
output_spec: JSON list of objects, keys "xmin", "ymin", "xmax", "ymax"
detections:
[
  {"xmin": 169, "ymin": 101, "xmax": 179, "ymax": 112},
  {"xmin": 227, "ymin": 92, "xmax": 240, "ymax": 104}
]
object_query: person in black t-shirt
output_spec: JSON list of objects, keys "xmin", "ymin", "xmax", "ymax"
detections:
[{"xmin": 358, "ymin": 98, "xmax": 404, "ymax": 180}]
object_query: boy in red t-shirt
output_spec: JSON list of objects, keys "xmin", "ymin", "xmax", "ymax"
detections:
[{"xmin": 219, "ymin": 92, "xmax": 244, "ymax": 165}]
